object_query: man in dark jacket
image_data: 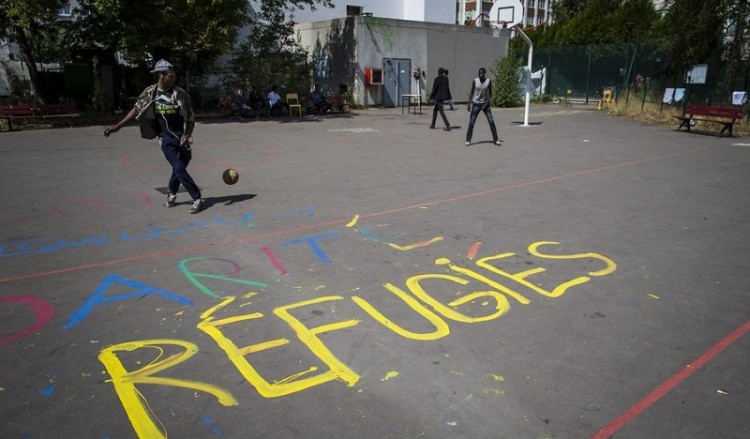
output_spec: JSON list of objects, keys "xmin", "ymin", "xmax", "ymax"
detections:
[{"xmin": 429, "ymin": 67, "xmax": 452, "ymax": 131}]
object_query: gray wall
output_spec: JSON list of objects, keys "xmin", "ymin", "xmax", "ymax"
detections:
[{"xmin": 295, "ymin": 17, "xmax": 509, "ymax": 106}]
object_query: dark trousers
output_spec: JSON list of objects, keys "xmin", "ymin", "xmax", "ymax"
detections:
[
  {"xmin": 431, "ymin": 100, "xmax": 451, "ymax": 128},
  {"xmin": 466, "ymin": 102, "xmax": 498, "ymax": 142},
  {"xmin": 161, "ymin": 135, "xmax": 201, "ymax": 200},
  {"xmin": 314, "ymin": 100, "xmax": 332, "ymax": 114},
  {"xmin": 252, "ymin": 100, "xmax": 270, "ymax": 114},
  {"xmin": 270, "ymin": 102, "xmax": 288, "ymax": 117}
]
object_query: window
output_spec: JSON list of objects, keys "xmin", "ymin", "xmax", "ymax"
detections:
[{"xmin": 58, "ymin": 2, "xmax": 72, "ymax": 16}]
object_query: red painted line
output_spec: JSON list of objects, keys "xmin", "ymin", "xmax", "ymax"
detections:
[
  {"xmin": 262, "ymin": 245, "xmax": 288, "ymax": 275},
  {"xmin": 0, "ymin": 146, "xmax": 707, "ymax": 285},
  {"xmin": 591, "ymin": 320, "xmax": 750, "ymax": 439},
  {"xmin": 359, "ymin": 146, "xmax": 706, "ymax": 219},
  {"xmin": 467, "ymin": 242, "xmax": 482, "ymax": 260},
  {"xmin": 0, "ymin": 219, "xmax": 345, "ymax": 284}
]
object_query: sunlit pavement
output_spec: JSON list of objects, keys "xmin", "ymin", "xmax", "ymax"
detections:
[{"xmin": 1, "ymin": 104, "xmax": 748, "ymax": 439}]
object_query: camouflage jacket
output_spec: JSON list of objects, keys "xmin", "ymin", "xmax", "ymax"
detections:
[
  {"xmin": 134, "ymin": 84, "xmax": 195, "ymax": 124},
  {"xmin": 133, "ymin": 84, "xmax": 194, "ymax": 139}
]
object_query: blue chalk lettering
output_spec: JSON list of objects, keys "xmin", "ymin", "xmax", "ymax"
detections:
[
  {"xmin": 277, "ymin": 205, "xmax": 316, "ymax": 219},
  {"xmin": 62, "ymin": 274, "xmax": 192, "ymax": 329},
  {"xmin": 120, "ymin": 227, "xmax": 164, "ymax": 242},
  {"xmin": 162, "ymin": 221, "xmax": 212, "ymax": 237},
  {"xmin": 212, "ymin": 213, "xmax": 257, "ymax": 227},
  {"xmin": 281, "ymin": 231, "xmax": 339, "ymax": 264}
]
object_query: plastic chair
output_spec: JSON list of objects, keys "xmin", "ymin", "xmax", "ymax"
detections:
[
  {"xmin": 562, "ymin": 89, "xmax": 572, "ymax": 106},
  {"xmin": 287, "ymin": 93, "xmax": 302, "ymax": 117},
  {"xmin": 598, "ymin": 89, "xmax": 613, "ymax": 110}
]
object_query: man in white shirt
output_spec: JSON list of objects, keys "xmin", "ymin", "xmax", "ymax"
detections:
[
  {"xmin": 267, "ymin": 85, "xmax": 288, "ymax": 117},
  {"xmin": 465, "ymin": 67, "xmax": 501, "ymax": 146}
]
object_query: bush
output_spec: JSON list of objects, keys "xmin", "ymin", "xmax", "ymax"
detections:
[{"xmin": 490, "ymin": 53, "xmax": 524, "ymax": 107}]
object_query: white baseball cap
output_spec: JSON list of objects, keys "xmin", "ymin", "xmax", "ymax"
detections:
[{"xmin": 150, "ymin": 59, "xmax": 174, "ymax": 73}]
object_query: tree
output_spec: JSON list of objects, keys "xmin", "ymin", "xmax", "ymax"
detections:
[
  {"xmin": 0, "ymin": 0, "xmax": 66, "ymax": 102},
  {"xmin": 657, "ymin": 0, "xmax": 725, "ymax": 79},
  {"xmin": 70, "ymin": 0, "xmax": 255, "ymax": 79},
  {"xmin": 722, "ymin": 0, "xmax": 750, "ymax": 94},
  {"xmin": 66, "ymin": 0, "xmax": 332, "ymax": 99},
  {"xmin": 530, "ymin": 0, "xmax": 660, "ymax": 46},
  {"xmin": 228, "ymin": 1, "xmax": 334, "ymax": 96}
]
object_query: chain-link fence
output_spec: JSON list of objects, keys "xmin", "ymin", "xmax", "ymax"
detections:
[{"xmin": 515, "ymin": 39, "xmax": 748, "ymax": 112}]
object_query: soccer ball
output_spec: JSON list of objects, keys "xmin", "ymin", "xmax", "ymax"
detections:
[{"xmin": 222, "ymin": 168, "xmax": 239, "ymax": 185}]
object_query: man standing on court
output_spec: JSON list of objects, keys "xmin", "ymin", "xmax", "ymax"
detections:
[
  {"xmin": 103, "ymin": 59, "xmax": 205, "ymax": 214},
  {"xmin": 465, "ymin": 67, "xmax": 501, "ymax": 146},
  {"xmin": 429, "ymin": 67, "xmax": 452, "ymax": 131}
]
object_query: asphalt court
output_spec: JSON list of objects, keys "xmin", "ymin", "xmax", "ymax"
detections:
[{"xmin": 1, "ymin": 105, "xmax": 749, "ymax": 438}]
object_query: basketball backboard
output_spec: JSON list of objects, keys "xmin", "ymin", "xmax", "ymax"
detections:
[{"xmin": 489, "ymin": 0, "xmax": 523, "ymax": 28}]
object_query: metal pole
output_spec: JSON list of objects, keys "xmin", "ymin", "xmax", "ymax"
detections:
[
  {"xmin": 513, "ymin": 24, "xmax": 533, "ymax": 126},
  {"xmin": 585, "ymin": 44, "xmax": 592, "ymax": 104}
]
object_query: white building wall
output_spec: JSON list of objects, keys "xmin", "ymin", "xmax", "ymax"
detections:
[
  {"xmin": 295, "ymin": 16, "xmax": 508, "ymax": 106},
  {"xmin": 403, "ymin": 0, "xmax": 426, "ymax": 21},
  {"xmin": 423, "ymin": 0, "xmax": 457, "ymax": 24},
  {"xmin": 288, "ymin": 0, "xmax": 456, "ymax": 24}
]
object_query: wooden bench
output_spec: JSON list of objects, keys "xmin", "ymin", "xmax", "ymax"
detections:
[
  {"xmin": 0, "ymin": 104, "xmax": 41, "ymax": 131},
  {"xmin": 0, "ymin": 103, "xmax": 80, "ymax": 130},
  {"xmin": 674, "ymin": 104, "xmax": 744, "ymax": 137},
  {"xmin": 38, "ymin": 103, "xmax": 80, "ymax": 126}
]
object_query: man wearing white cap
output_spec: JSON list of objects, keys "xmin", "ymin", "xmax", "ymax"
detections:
[{"xmin": 103, "ymin": 59, "xmax": 205, "ymax": 214}]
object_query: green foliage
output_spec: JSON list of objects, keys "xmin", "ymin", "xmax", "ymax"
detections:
[
  {"xmin": 723, "ymin": 0, "xmax": 750, "ymax": 93},
  {"xmin": 228, "ymin": 40, "xmax": 312, "ymax": 100},
  {"xmin": 656, "ymin": 0, "xmax": 725, "ymax": 77},
  {"xmin": 0, "ymin": 0, "xmax": 68, "ymax": 101},
  {"xmin": 522, "ymin": 0, "xmax": 750, "ymax": 100},
  {"xmin": 70, "ymin": 0, "xmax": 252, "ymax": 69},
  {"xmin": 66, "ymin": 0, "xmax": 332, "ymax": 74},
  {"xmin": 0, "ymin": 0, "xmax": 63, "ymax": 32},
  {"xmin": 227, "ymin": 1, "xmax": 325, "ymax": 100},
  {"xmin": 530, "ymin": 0, "xmax": 660, "ymax": 46},
  {"xmin": 490, "ymin": 53, "xmax": 524, "ymax": 108},
  {"xmin": 0, "ymin": 0, "xmax": 69, "ymax": 63}
]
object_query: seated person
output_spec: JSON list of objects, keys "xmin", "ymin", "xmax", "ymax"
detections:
[
  {"xmin": 232, "ymin": 88, "xmax": 252, "ymax": 118},
  {"xmin": 249, "ymin": 87, "xmax": 270, "ymax": 116},
  {"xmin": 218, "ymin": 95, "xmax": 233, "ymax": 116},
  {"xmin": 267, "ymin": 85, "xmax": 288, "ymax": 117},
  {"xmin": 310, "ymin": 84, "xmax": 332, "ymax": 114}
]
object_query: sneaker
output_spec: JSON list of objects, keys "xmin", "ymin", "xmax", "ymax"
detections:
[
  {"xmin": 495, "ymin": 140, "xmax": 502, "ymax": 145},
  {"xmin": 190, "ymin": 199, "xmax": 205, "ymax": 214},
  {"xmin": 165, "ymin": 193, "xmax": 177, "ymax": 208},
  {"xmin": 465, "ymin": 141, "xmax": 471, "ymax": 146},
  {"xmin": 443, "ymin": 127, "xmax": 452, "ymax": 131}
]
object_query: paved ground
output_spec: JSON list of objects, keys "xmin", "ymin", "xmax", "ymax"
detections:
[{"xmin": 1, "ymin": 104, "xmax": 749, "ymax": 439}]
